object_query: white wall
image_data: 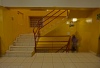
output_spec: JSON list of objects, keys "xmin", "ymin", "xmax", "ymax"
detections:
[{"xmin": 2, "ymin": 0, "xmax": 100, "ymax": 8}]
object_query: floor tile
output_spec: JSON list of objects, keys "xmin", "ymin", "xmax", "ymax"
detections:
[
  {"xmin": 67, "ymin": 53, "xmax": 77, "ymax": 58},
  {"xmin": 3, "ymin": 57, "xmax": 17, "ymax": 62},
  {"xmin": 23, "ymin": 57, "xmax": 34, "ymax": 63},
  {"xmin": 94, "ymin": 63, "xmax": 100, "ymax": 68},
  {"xmin": 0, "ymin": 57, "xmax": 9, "ymax": 62},
  {"xmin": 42, "ymin": 63, "xmax": 53, "ymax": 68},
  {"xmin": 10, "ymin": 62, "xmax": 22, "ymax": 66},
  {"xmin": 0, "ymin": 53, "xmax": 99, "ymax": 68},
  {"xmin": 53, "ymin": 58, "xmax": 62, "ymax": 62},
  {"xmin": 74, "ymin": 63, "xmax": 88, "ymax": 68},
  {"xmin": 44, "ymin": 54, "xmax": 52, "ymax": 58},
  {"xmin": 43, "ymin": 58, "xmax": 52, "ymax": 62},
  {"xmin": 13, "ymin": 57, "xmax": 25, "ymax": 62},
  {"xmin": 70, "ymin": 58, "xmax": 81, "ymax": 62},
  {"xmin": 53, "ymin": 62, "xmax": 64, "ymax": 68},
  {"xmin": 21, "ymin": 62, "xmax": 32, "ymax": 68},
  {"xmin": 59, "ymin": 53, "xmax": 69, "ymax": 58},
  {"xmin": 31, "ymin": 62, "xmax": 42, "ymax": 68},
  {"xmin": 87, "ymin": 58, "xmax": 100, "ymax": 62},
  {"xmin": 33, "ymin": 58, "xmax": 43, "ymax": 62},
  {"xmin": 64, "ymin": 63, "xmax": 76, "ymax": 68},
  {"xmin": 61, "ymin": 58, "xmax": 72, "ymax": 62},
  {"xmin": 84, "ymin": 62, "xmax": 99, "ymax": 68},
  {"xmin": 52, "ymin": 53, "xmax": 60, "ymax": 58},
  {"xmin": 78, "ymin": 58, "xmax": 91, "ymax": 62},
  {"xmin": 0, "ymin": 62, "xmax": 12, "ymax": 67}
]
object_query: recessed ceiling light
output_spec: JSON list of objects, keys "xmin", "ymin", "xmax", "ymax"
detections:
[{"xmin": 72, "ymin": 18, "xmax": 77, "ymax": 22}]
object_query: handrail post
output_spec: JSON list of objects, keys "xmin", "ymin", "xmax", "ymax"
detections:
[{"xmin": 66, "ymin": 36, "xmax": 71, "ymax": 52}]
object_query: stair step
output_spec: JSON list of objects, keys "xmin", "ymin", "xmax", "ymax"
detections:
[
  {"xmin": 17, "ymin": 39, "xmax": 34, "ymax": 42},
  {"xmin": 5, "ymin": 51, "xmax": 34, "ymax": 57},
  {"xmin": 10, "ymin": 46, "xmax": 35, "ymax": 51},
  {"xmin": 14, "ymin": 40, "xmax": 34, "ymax": 43},
  {"xmin": 18, "ymin": 36, "xmax": 34, "ymax": 39},
  {"xmin": 13, "ymin": 42, "xmax": 35, "ymax": 46}
]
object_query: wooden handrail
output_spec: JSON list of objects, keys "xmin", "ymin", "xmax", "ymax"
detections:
[
  {"xmin": 38, "ymin": 9, "xmax": 55, "ymax": 22},
  {"xmin": 56, "ymin": 45, "xmax": 67, "ymax": 53},
  {"xmin": 36, "ymin": 41, "xmax": 69, "ymax": 42},
  {"xmin": 56, "ymin": 36, "xmax": 71, "ymax": 53},
  {"xmin": 42, "ymin": 10, "xmax": 60, "ymax": 23},
  {"xmin": 40, "ymin": 10, "xmax": 67, "ymax": 29},
  {"xmin": 38, "ymin": 35, "xmax": 70, "ymax": 37}
]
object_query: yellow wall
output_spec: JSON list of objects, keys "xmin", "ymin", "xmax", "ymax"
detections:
[
  {"xmin": 0, "ymin": 7, "xmax": 100, "ymax": 54},
  {"xmin": 9, "ymin": 9, "xmax": 67, "ymax": 34},
  {"xmin": 0, "ymin": 8, "xmax": 67, "ymax": 55},
  {"xmin": 76, "ymin": 9, "xmax": 100, "ymax": 53},
  {"xmin": 45, "ymin": 9, "xmax": 100, "ymax": 53},
  {"xmin": 0, "ymin": 7, "xmax": 14, "ymax": 55},
  {"xmin": 0, "ymin": 8, "xmax": 30, "ymax": 55},
  {"xmin": 88, "ymin": 9, "xmax": 100, "ymax": 53},
  {"xmin": 74, "ymin": 9, "xmax": 100, "ymax": 53},
  {"xmin": 76, "ymin": 18, "xmax": 92, "ymax": 52},
  {"xmin": 45, "ymin": 21, "xmax": 76, "ymax": 36}
]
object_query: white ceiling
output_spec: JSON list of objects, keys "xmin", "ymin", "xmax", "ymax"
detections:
[{"xmin": 1, "ymin": 0, "xmax": 100, "ymax": 8}]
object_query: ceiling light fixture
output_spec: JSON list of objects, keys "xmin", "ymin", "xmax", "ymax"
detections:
[{"xmin": 72, "ymin": 18, "xmax": 78, "ymax": 22}]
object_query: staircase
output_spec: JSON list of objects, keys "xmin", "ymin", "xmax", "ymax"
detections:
[
  {"xmin": 33, "ymin": 10, "xmax": 70, "ymax": 53},
  {"xmin": 5, "ymin": 34, "xmax": 35, "ymax": 57}
]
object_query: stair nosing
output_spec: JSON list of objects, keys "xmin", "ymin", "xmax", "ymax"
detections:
[
  {"xmin": 10, "ymin": 46, "xmax": 35, "ymax": 47},
  {"xmin": 7, "ymin": 51, "xmax": 34, "ymax": 52}
]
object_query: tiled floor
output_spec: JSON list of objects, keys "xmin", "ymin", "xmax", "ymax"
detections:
[{"xmin": 0, "ymin": 53, "xmax": 100, "ymax": 68}]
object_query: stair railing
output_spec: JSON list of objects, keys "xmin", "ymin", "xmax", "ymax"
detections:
[
  {"xmin": 34, "ymin": 10, "xmax": 61, "ymax": 36},
  {"xmin": 56, "ymin": 36, "xmax": 71, "ymax": 53},
  {"xmin": 33, "ymin": 10, "xmax": 55, "ymax": 52},
  {"xmin": 36, "ymin": 36, "xmax": 70, "ymax": 53},
  {"xmin": 39, "ymin": 10, "xmax": 67, "ymax": 29},
  {"xmin": 66, "ymin": 36, "xmax": 71, "ymax": 52},
  {"xmin": 42, "ymin": 10, "xmax": 60, "ymax": 23},
  {"xmin": 35, "ymin": 10, "xmax": 67, "ymax": 39},
  {"xmin": 33, "ymin": 10, "xmax": 68, "ymax": 52}
]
